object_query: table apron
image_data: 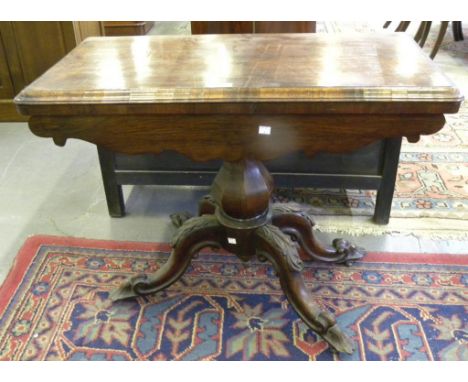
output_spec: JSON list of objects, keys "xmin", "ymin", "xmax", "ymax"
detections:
[{"xmin": 29, "ymin": 114, "xmax": 446, "ymax": 161}]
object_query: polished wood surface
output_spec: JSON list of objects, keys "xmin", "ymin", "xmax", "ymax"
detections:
[{"xmin": 15, "ymin": 33, "xmax": 462, "ymax": 117}]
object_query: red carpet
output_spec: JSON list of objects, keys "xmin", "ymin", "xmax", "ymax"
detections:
[{"xmin": 0, "ymin": 235, "xmax": 466, "ymax": 360}]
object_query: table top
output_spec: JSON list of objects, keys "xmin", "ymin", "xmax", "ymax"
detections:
[{"xmin": 15, "ymin": 33, "xmax": 462, "ymax": 116}]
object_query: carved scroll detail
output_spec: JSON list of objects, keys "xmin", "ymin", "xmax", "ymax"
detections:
[
  {"xmin": 255, "ymin": 224, "xmax": 304, "ymax": 272},
  {"xmin": 171, "ymin": 214, "xmax": 220, "ymax": 248}
]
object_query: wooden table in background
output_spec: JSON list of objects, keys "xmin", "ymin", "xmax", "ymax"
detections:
[
  {"xmin": 191, "ymin": 21, "xmax": 316, "ymax": 34},
  {"xmin": 103, "ymin": 22, "xmax": 154, "ymax": 36},
  {"xmin": 15, "ymin": 33, "xmax": 463, "ymax": 354}
]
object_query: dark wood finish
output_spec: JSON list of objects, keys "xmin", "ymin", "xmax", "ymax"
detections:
[
  {"xmin": 0, "ymin": 22, "xmax": 29, "ymax": 96},
  {"xmin": 414, "ymin": 22, "xmax": 427, "ymax": 43},
  {"xmin": 0, "ymin": 34, "xmax": 15, "ymax": 99},
  {"xmin": 191, "ymin": 21, "xmax": 253, "ymax": 34},
  {"xmin": 198, "ymin": 195, "xmax": 217, "ymax": 216},
  {"xmin": 254, "ymin": 223, "xmax": 353, "ymax": 353},
  {"xmin": 419, "ymin": 21, "xmax": 432, "ymax": 48},
  {"xmin": 383, "ymin": 21, "xmax": 450, "ymax": 60},
  {"xmin": 211, "ymin": 160, "xmax": 273, "ymax": 220},
  {"xmin": 0, "ymin": 21, "xmax": 103, "ymax": 121},
  {"xmin": 414, "ymin": 21, "xmax": 433, "ymax": 48},
  {"xmin": 114, "ymin": 141, "xmax": 385, "ymax": 175},
  {"xmin": 15, "ymin": 34, "xmax": 461, "ymax": 117},
  {"xmin": 17, "ymin": 100, "xmax": 461, "ymax": 117},
  {"xmin": 431, "ymin": 22, "xmax": 449, "ymax": 59},
  {"xmin": 373, "ymin": 138, "xmax": 402, "ymax": 224},
  {"xmin": 73, "ymin": 22, "xmax": 105, "ymax": 43},
  {"xmin": 0, "ymin": 100, "xmax": 27, "ymax": 121},
  {"xmin": 28, "ymin": 114, "xmax": 446, "ymax": 162},
  {"xmin": 110, "ymin": 214, "xmax": 224, "ymax": 299},
  {"xmin": 2, "ymin": 22, "xmax": 76, "ymax": 86},
  {"xmin": 271, "ymin": 204, "xmax": 365, "ymax": 264},
  {"xmin": 395, "ymin": 21, "xmax": 411, "ymax": 32},
  {"xmin": 111, "ymin": 170, "xmax": 381, "ymax": 189},
  {"xmin": 254, "ymin": 21, "xmax": 316, "ymax": 33},
  {"xmin": 191, "ymin": 21, "xmax": 316, "ymax": 34},
  {"xmin": 97, "ymin": 147, "xmax": 125, "ymax": 217},
  {"xmin": 111, "ymin": 160, "xmax": 359, "ymax": 353},
  {"xmin": 104, "ymin": 22, "xmax": 154, "ymax": 36},
  {"xmin": 99, "ymin": 140, "xmax": 395, "ymax": 223},
  {"xmin": 15, "ymin": 34, "xmax": 463, "ymax": 354},
  {"xmin": 452, "ymin": 21, "xmax": 464, "ymax": 41}
]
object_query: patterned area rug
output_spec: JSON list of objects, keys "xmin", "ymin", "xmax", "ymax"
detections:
[
  {"xmin": 273, "ymin": 22, "xmax": 468, "ymax": 239},
  {"xmin": 0, "ymin": 236, "xmax": 466, "ymax": 361}
]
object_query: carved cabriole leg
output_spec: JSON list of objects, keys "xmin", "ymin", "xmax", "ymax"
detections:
[
  {"xmin": 110, "ymin": 215, "xmax": 223, "ymax": 301},
  {"xmin": 271, "ymin": 204, "xmax": 366, "ymax": 265},
  {"xmin": 254, "ymin": 224, "xmax": 354, "ymax": 354}
]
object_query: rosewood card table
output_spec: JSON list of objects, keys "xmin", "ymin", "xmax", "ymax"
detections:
[{"xmin": 15, "ymin": 33, "xmax": 463, "ymax": 354}]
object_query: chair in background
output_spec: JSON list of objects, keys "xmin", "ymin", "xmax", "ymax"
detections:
[
  {"xmin": 452, "ymin": 21, "xmax": 464, "ymax": 41},
  {"xmin": 383, "ymin": 21, "xmax": 457, "ymax": 59}
]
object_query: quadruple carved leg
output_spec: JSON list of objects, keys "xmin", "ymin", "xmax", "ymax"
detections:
[
  {"xmin": 111, "ymin": 215, "xmax": 354, "ymax": 353},
  {"xmin": 111, "ymin": 160, "xmax": 362, "ymax": 354}
]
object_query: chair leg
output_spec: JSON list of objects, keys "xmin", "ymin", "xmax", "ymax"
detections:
[
  {"xmin": 452, "ymin": 21, "xmax": 464, "ymax": 41},
  {"xmin": 395, "ymin": 21, "xmax": 411, "ymax": 32},
  {"xmin": 414, "ymin": 22, "xmax": 427, "ymax": 43},
  {"xmin": 419, "ymin": 21, "xmax": 432, "ymax": 48},
  {"xmin": 383, "ymin": 21, "xmax": 392, "ymax": 29},
  {"xmin": 430, "ymin": 21, "xmax": 449, "ymax": 59}
]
